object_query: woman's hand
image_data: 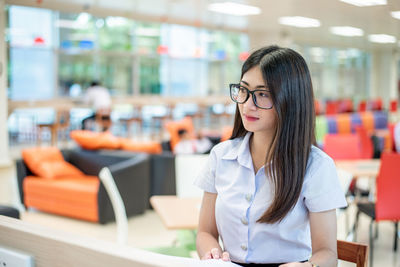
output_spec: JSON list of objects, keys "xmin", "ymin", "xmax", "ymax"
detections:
[
  {"xmin": 201, "ymin": 248, "xmax": 230, "ymax": 261},
  {"xmin": 279, "ymin": 262, "xmax": 312, "ymax": 267}
]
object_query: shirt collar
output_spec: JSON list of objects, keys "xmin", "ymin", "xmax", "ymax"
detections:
[{"xmin": 222, "ymin": 132, "xmax": 253, "ymax": 170}]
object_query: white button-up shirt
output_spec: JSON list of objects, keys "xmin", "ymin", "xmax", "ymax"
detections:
[{"xmin": 194, "ymin": 132, "xmax": 347, "ymax": 264}]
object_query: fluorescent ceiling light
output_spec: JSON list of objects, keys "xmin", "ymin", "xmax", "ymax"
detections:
[
  {"xmin": 368, "ymin": 34, "xmax": 396, "ymax": 43},
  {"xmin": 340, "ymin": 0, "xmax": 386, "ymax": 7},
  {"xmin": 391, "ymin": 11, "xmax": 400, "ymax": 20},
  {"xmin": 76, "ymin": 13, "xmax": 91, "ymax": 25},
  {"xmin": 330, "ymin": 26, "xmax": 364, "ymax": 36},
  {"xmin": 208, "ymin": 2, "xmax": 261, "ymax": 16},
  {"xmin": 278, "ymin": 16, "xmax": 320, "ymax": 28},
  {"xmin": 56, "ymin": 19, "xmax": 86, "ymax": 29}
]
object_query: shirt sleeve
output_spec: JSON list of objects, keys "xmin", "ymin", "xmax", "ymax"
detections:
[
  {"xmin": 303, "ymin": 154, "xmax": 348, "ymax": 212},
  {"xmin": 193, "ymin": 148, "xmax": 217, "ymax": 193}
]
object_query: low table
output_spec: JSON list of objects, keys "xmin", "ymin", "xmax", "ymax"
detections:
[{"xmin": 150, "ymin": 195, "xmax": 201, "ymax": 230}]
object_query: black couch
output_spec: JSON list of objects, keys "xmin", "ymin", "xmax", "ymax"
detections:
[
  {"xmin": 16, "ymin": 149, "xmax": 151, "ymax": 224},
  {"xmin": 89, "ymin": 149, "xmax": 177, "ymax": 198}
]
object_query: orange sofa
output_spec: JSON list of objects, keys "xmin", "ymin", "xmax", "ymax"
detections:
[{"xmin": 17, "ymin": 147, "xmax": 151, "ymax": 223}]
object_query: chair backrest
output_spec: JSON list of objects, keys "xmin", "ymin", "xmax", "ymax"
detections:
[
  {"xmin": 390, "ymin": 100, "xmax": 398, "ymax": 112},
  {"xmin": 323, "ymin": 134, "xmax": 362, "ymax": 160},
  {"xmin": 337, "ymin": 240, "xmax": 368, "ymax": 267},
  {"xmin": 376, "ymin": 153, "xmax": 400, "ymax": 221},
  {"xmin": 355, "ymin": 126, "xmax": 373, "ymax": 159},
  {"xmin": 336, "ymin": 114, "xmax": 351, "ymax": 134},
  {"xmin": 56, "ymin": 109, "xmax": 70, "ymax": 126},
  {"xmin": 164, "ymin": 117, "xmax": 195, "ymax": 150},
  {"xmin": 358, "ymin": 100, "xmax": 367, "ymax": 112},
  {"xmin": 315, "ymin": 116, "xmax": 328, "ymax": 145}
]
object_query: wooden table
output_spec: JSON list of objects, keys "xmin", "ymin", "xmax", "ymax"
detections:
[
  {"xmin": 150, "ymin": 196, "xmax": 201, "ymax": 230},
  {"xmin": 335, "ymin": 159, "xmax": 380, "ymax": 178}
]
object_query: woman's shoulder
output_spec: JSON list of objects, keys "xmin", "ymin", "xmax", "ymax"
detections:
[
  {"xmin": 306, "ymin": 145, "xmax": 336, "ymax": 173},
  {"xmin": 210, "ymin": 135, "xmax": 244, "ymax": 157}
]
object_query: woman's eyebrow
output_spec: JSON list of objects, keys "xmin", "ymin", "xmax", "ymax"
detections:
[{"xmin": 240, "ymin": 80, "xmax": 267, "ymax": 89}]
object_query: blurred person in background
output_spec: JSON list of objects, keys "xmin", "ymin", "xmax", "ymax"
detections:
[
  {"xmin": 81, "ymin": 81, "xmax": 112, "ymax": 131},
  {"xmin": 174, "ymin": 129, "xmax": 213, "ymax": 154}
]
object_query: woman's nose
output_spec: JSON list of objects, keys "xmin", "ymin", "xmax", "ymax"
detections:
[{"xmin": 243, "ymin": 94, "xmax": 257, "ymax": 110}]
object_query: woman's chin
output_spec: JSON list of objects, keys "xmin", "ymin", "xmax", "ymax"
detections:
[{"xmin": 242, "ymin": 123, "xmax": 258, "ymax": 133}]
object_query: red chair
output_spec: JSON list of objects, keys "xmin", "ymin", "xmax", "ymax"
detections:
[
  {"xmin": 355, "ymin": 126, "xmax": 373, "ymax": 159},
  {"xmin": 358, "ymin": 100, "xmax": 367, "ymax": 112},
  {"xmin": 326, "ymin": 101, "xmax": 339, "ymax": 115},
  {"xmin": 354, "ymin": 153, "xmax": 400, "ymax": 266},
  {"xmin": 390, "ymin": 100, "xmax": 398, "ymax": 113},
  {"xmin": 339, "ymin": 99, "xmax": 354, "ymax": 113},
  {"xmin": 372, "ymin": 98, "xmax": 383, "ymax": 111},
  {"xmin": 323, "ymin": 134, "xmax": 362, "ymax": 160}
]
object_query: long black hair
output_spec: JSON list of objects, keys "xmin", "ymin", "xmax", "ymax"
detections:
[{"xmin": 231, "ymin": 45, "xmax": 316, "ymax": 224}]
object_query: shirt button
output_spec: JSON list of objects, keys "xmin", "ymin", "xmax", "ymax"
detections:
[
  {"xmin": 245, "ymin": 193, "xmax": 252, "ymax": 202},
  {"xmin": 241, "ymin": 217, "xmax": 248, "ymax": 225},
  {"xmin": 241, "ymin": 244, "xmax": 248, "ymax": 251}
]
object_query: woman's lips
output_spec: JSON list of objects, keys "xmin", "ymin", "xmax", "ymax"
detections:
[{"xmin": 245, "ymin": 115, "xmax": 259, "ymax": 122}]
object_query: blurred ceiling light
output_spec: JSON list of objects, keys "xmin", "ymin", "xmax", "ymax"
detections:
[
  {"xmin": 76, "ymin": 12, "xmax": 91, "ymax": 25},
  {"xmin": 391, "ymin": 11, "xmax": 400, "ymax": 20},
  {"xmin": 368, "ymin": 34, "xmax": 396, "ymax": 43},
  {"xmin": 208, "ymin": 2, "xmax": 261, "ymax": 16},
  {"xmin": 56, "ymin": 19, "xmax": 86, "ymax": 29},
  {"xmin": 340, "ymin": 0, "xmax": 387, "ymax": 6},
  {"xmin": 330, "ymin": 26, "xmax": 364, "ymax": 36},
  {"xmin": 278, "ymin": 16, "xmax": 320, "ymax": 28}
]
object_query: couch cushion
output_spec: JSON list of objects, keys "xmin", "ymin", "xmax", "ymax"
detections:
[
  {"xmin": 23, "ymin": 175, "xmax": 99, "ymax": 222},
  {"xmin": 164, "ymin": 117, "xmax": 195, "ymax": 150},
  {"xmin": 120, "ymin": 139, "xmax": 162, "ymax": 154},
  {"xmin": 22, "ymin": 147, "xmax": 84, "ymax": 179},
  {"xmin": 70, "ymin": 130, "xmax": 121, "ymax": 150}
]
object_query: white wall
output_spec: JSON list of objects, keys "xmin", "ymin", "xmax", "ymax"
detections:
[
  {"xmin": 0, "ymin": 0, "xmax": 8, "ymax": 164},
  {"xmin": 371, "ymin": 50, "xmax": 399, "ymax": 106},
  {"xmin": 0, "ymin": 0, "xmax": 16, "ymax": 206},
  {"xmin": 249, "ymin": 30, "xmax": 399, "ymax": 107}
]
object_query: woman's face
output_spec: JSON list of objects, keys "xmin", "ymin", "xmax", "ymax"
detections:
[{"xmin": 238, "ymin": 66, "xmax": 277, "ymax": 135}]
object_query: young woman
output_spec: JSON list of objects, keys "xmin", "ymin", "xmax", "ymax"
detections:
[{"xmin": 194, "ymin": 45, "xmax": 347, "ymax": 267}]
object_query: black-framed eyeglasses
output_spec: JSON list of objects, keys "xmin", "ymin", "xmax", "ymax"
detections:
[{"xmin": 229, "ymin": 83, "xmax": 273, "ymax": 110}]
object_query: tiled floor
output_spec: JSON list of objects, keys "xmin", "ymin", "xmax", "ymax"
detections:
[{"xmin": 20, "ymin": 202, "xmax": 400, "ymax": 266}]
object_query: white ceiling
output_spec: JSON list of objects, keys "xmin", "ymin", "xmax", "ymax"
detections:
[{"xmin": 8, "ymin": 0, "xmax": 400, "ymax": 50}]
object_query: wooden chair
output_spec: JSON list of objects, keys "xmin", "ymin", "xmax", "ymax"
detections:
[
  {"xmin": 37, "ymin": 109, "xmax": 70, "ymax": 146},
  {"xmin": 119, "ymin": 106, "xmax": 143, "ymax": 138},
  {"xmin": 337, "ymin": 240, "xmax": 368, "ymax": 267}
]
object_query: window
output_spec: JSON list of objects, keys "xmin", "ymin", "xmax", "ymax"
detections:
[
  {"xmin": 8, "ymin": 6, "xmax": 54, "ymax": 100},
  {"xmin": 6, "ymin": 5, "xmax": 249, "ymax": 99}
]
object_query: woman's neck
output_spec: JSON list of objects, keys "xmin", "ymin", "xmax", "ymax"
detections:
[{"xmin": 249, "ymin": 131, "xmax": 274, "ymax": 173}]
